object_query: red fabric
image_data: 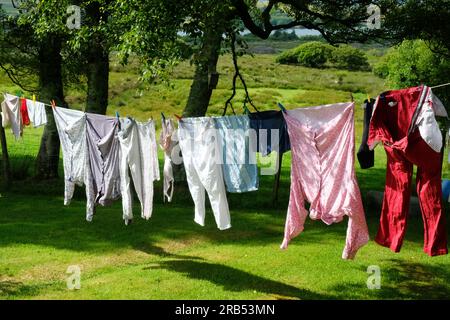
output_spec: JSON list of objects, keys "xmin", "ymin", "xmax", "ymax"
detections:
[
  {"xmin": 20, "ymin": 98, "xmax": 30, "ymax": 126},
  {"xmin": 369, "ymin": 86, "xmax": 448, "ymax": 256}
]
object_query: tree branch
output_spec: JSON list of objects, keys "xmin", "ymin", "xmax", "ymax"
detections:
[{"xmin": 223, "ymin": 31, "xmax": 258, "ymax": 116}]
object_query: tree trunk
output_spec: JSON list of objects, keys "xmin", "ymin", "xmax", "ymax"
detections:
[
  {"xmin": 35, "ymin": 35, "xmax": 65, "ymax": 179},
  {"xmin": 0, "ymin": 112, "xmax": 12, "ymax": 189},
  {"xmin": 85, "ymin": 2, "xmax": 110, "ymax": 115},
  {"xmin": 182, "ymin": 25, "xmax": 223, "ymax": 117}
]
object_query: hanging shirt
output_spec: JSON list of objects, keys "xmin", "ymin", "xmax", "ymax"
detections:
[
  {"xmin": 248, "ymin": 110, "xmax": 291, "ymax": 156},
  {"xmin": 159, "ymin": 118, "xmax": 178, "ymax": 202},
  {"xmin": 85, "ymin": 114, "xmax": 121, "ymax": 222},
  {"xmin": 20, "ymin": 98, "xmax": 30, "ymax": 126},
  {"xmin": 26, "ymin": 99, "xmax": 48, "ymax": 128},
  {"xmin": 53, "ymin": 107, "xmax": 87, "ymax": 206},
  {"xmin": 369, "ymin": 85, "xmax": 448, "ymax": 153},
  {"xmin": 119, "ymin": 118, "xmax": 160, "ymax": 224},
  {"xmin": 281, "ymin": 102, "xmax": 369, "ymax": 260},
  {"xmin": 1, "ymin": 94, "xmax": 22, "ymax": 139},
  {"xmin": 214, "ymin": 115, "xmax": 259, "ymax": 193}
]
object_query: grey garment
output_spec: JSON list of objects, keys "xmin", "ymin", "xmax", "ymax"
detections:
[
  {"xmin": 52, "ymin": 107, "xmax": 87, "ymax": 206},
  {"xmin": 85, "ymin": 113, "xmax": 121, "ymax": 221}
]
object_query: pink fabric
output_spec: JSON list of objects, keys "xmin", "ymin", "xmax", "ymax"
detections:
[{"xmin": 281, "ymin": 102, "xmax": 369, "ymax": 259}]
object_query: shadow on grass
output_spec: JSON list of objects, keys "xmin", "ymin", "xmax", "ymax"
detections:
[
  {"xmin": 144, "ymin": 258, "xmax": 326, "ymax": 300},
  {"xmin": 329, "ymin": 259, "xmax": 450, "ymax": 299},
  {"xmin": 0, "ymin": 280, "xmax": 53, "ymax": 298}
]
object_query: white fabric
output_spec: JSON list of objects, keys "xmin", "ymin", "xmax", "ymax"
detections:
[
  {"xmin": 1, "ymin": 94, "xmax": 22, "ymax": 139},
  {"xmin": 53, "ymin": 107, "xmax": 87, "ymax": 206},
  {"xmin": 415, "ymin": 87, "xmax": 448, "ymax": 152},
  {"xmin": 26, "ymin": 99, "xmax": 48, "ymax": 128},
  {"xmin": 178, "ymin": 117, "xmax": 231, "ymax": 231},
  {"xmin": 118, "ymin": 118, "xmax": 160, "ymax": 224},
  {"xmin": 159, "ymin": 118, "xmax": 177, "ymax": 202}
]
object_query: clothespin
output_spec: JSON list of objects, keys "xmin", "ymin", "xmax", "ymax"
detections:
[
  {"xmin": 243, "ymin": 105, "xmax": 249, "ymax": 115},
  {"xmin": 32, "ymin": 95, "xmax": 36, "ymax": 104},
  {"xmin": 367, "ymin": 93, "xmax": 371, "ymax": 102},
  {"xmin": 50, "ymin": 100, "xmax": 57, "ymax": 108},
  {"xmin": 174, "ymin": 114, "xmax": 183, "ymax": 121},
  {"xmin": 277, "ymin": 102, "xmax": 287, "ymax": 112},
  {"xmin": 350, "ymin": 93, "xmax": 354, "ymax": 102},
  {"xmin": 161, "ymin": 112, "xmax": 166, "ymax": 122},
  {"xmin": 115, "ymin": 111, "xmax": 120, "ymax": 119}
]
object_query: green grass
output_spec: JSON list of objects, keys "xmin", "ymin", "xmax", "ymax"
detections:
[{"xmin": 0, "ymin": 52, "xmax": 449, "ymax": 300}]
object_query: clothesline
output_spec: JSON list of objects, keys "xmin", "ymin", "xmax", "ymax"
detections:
[
  {"xmin": 5, "ymin": 80, "xmax": 450, "ymax": 123},
  {"xmin": 431, "ymin": 82, "xmax": 450, "ymax": 89}
]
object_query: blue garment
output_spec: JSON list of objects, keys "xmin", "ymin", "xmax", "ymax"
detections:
[
  {"xmin": 443, "ymin": 179, "xmax": 450, "ymax": 202},
  {"xmin": 215, "ymin": 115, "xmax": 259, "ymax": 193},
  {"xmin": 248, "ymin": 110, "xmax": 291, "ymax": 156}
]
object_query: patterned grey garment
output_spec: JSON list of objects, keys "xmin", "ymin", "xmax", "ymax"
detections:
[
  {"xmin": 52, "ymin": 107, "xmax": 87, "ymax": 206},
  {"xmin": 85, "ymin": 113, "xmax": 121, "ymax": 221},
  {"xmin": 159, "ymin": 118, "xmax": 178, "ymax": 202}
]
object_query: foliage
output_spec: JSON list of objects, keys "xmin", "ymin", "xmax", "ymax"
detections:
[
  {"xmin": 276, "ymin": 41, "xmax": 333, "ymax": 68},
  {"xmin": 329, "ymin": 45, "xmax": 371, "ymax": 71},
  {"xmin": 374, "ymin": 40, "xmax": 450, "ymax": 88}
]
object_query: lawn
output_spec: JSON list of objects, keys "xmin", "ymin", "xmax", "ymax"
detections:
[{"xmin": 0, "ymin": 50, "xmax": 449, "ymax": 300}]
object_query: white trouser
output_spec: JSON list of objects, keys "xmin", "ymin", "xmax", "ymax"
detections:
[
  {"xmin": 119, "ymin": 118, "xmax": 159, "ymax": 224},
  {"xmin": 178, "ymin": 117, "xmax": 231, "ymax": 230}
]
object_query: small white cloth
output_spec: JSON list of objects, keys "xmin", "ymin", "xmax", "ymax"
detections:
[
  {"xmin": 26, "ymin": 99, "xmax": 48, "ymax": 128},
  {"xmin": 159, "ymin": 118, "xmax": 178, "ymax": 202},
  {"xmin": 1, "ymin": 94, "xmax": 22, "ymax": 139},
  {"xmin": 415, "ymin": 87, "xmax": 448, "ymax": 153}
]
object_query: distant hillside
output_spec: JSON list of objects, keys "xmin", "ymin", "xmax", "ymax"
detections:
[{"xmin": 0, "ymin": 1, "xmax": 19, "ymax": 15}]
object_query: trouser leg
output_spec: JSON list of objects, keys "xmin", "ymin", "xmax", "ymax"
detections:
[
  {"xmin": 407, "ymin": 136, "xmax": 448, "ymax": 256},
  {"xmin": 375, "ymin": 146, "xmax": 413, "ymax": 252}
]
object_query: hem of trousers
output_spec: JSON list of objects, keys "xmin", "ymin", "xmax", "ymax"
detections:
[
  {"xmin": 226, "ymin": 187, "xmax": 259, "ymax": 193},
  {"xmin": 218, "ymin": 224, "xmax": 232, "ymax": 231},
  {"xmin": 425, "ymin": 248, "xmax": 448, "ymax": 257},
  {"xmin": 194, "ymin": 218, "xmax": 205, "ymax": 227},
  {"xmin": 375, "ymin": 237, "xmax": 401, "ymax": 253}
]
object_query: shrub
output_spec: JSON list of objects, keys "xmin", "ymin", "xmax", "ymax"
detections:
[
  {"xmin": 276, "ymin": 41, "xmax": 333, "ymax": 68},
  {"xmin": 295, "ymin": 42, "xmax": 333, "ymax": 68},
  {"xmin": 374, "ymin": 39, "xmax": 450, "ymax": 108},
  {"xmin": 275, "ymin": 49, "xmax": 298, "ymax": 64},
  {"xmin": 329, "ymin": 45, "xmax": 370, "ymax": 71}
]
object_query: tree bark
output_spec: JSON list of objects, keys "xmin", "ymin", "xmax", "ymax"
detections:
[
  {"xmin": 0, "ymin": 112, "xmax": 12, "ymax": 189},
  {"xmin": 182, "ymin": 25, "xmax": 223, "ymax": 117},
  {"xmin": 85, "ymin": 2, "xmax": 110, "ymax": 115},
  {"xmin": 35, "ymin": 35, "xmax": 65, "ymax": 179}
]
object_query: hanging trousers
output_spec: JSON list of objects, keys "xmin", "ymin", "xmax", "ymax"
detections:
[
  {"xmin": 178, "ymin": 117, "xmax": 231, "ymax": 230},
  {"xmin": 368, "ymin": 86, "xmax": 448, "ymax": 256}
]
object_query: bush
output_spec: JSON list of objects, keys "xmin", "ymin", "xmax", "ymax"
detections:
[
  {"xmin": 276, "ymin": 41, "xmax": 333, "ymax": 68},
  {"xmin": 295, "ymin": 42, "xmax": 333, "ymax": 68},
  {"xmin": 374, "ymin": 39, "xmax": 450, "ymax": 108},
  {"xmin": 275, "ymin": 49, "xmax": 298, "ymax": 64},
  {"xmin": 329, "ymin": 45, "xmax": 370, "ymax": 71}
]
